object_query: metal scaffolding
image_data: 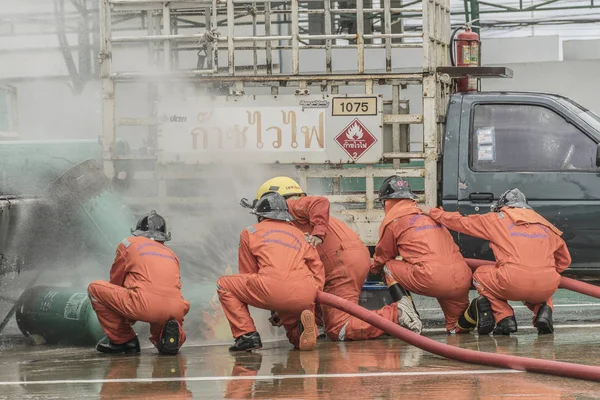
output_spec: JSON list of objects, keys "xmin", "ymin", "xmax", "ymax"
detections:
[{"xmin": 97, "ymin": 0, "xmax": 452, "ymax": 244}]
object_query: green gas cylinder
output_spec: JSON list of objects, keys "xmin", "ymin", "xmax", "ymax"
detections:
[{"xmin": 15, "ymin": 286, "xmax": 105, "ymax": 346}]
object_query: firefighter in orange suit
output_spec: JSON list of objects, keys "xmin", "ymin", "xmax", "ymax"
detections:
[
  {"xmin": 88, "ymin": 211, "xmax": 191, "ymax": 355},
  {"xmin": 254, "ymin": 177, "xmax": 422, "ymax": 340},
  {"xmin": 373, "ymin": 176, "xmax": 473, "ymax": 333},
  {"xmin": 217, "ymin": 192, "xmax": 323, "ymax": 352},
  {"xmin": 419, "ymin": 188, "xmax": 571, "ymax": 335}
]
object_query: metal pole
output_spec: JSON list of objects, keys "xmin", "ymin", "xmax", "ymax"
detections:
[
  {"xmin": 204, "ymin": 6, "xmax": 212, "ymax": 70},
  {"xmin": 357, "ymin": 0, "xmax": 365, "ymax": 73},
  {"xmin": 227, "ymin": 0, "xmax": 235, "ymax": 75},
  {"xmin": 384, "ymin": 0, "xmax": 392, "ymax": 72},
  {"xmin": 163, "ymin": 2, "xmax": 171, "ymax": 71},
  {"xmin": 291, "ymin": 0, "xmax": 299, "ymax": 75},
  {"xmin": 99, "ymin": 0, "xmax": 115, "ymax": 180},
  {"xmin": 392, "ymin": 84, "xmax": 400, "ymax": 168},
  {"xmin": 265, "ymin": 1, "xmax": 273, "ymax": 74},
  {"xmin": 324, "ymin": 0, "xmax": 332, "ymax": 74},
  {"xmin": 422, "ymin": 0, "xmax": 438, "ymax": 206},
  {"xmin": 211, "ymin": 0, "xmax": 218, "ymax": 73},
  {"xmin": 252, "ymin": 2, "xmax": 258, "ymax": 75}
]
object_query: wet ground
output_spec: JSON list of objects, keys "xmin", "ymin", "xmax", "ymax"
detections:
[
  {"xmin": 2, "ymin": 288, "xmax": 600, "ymax": 399},
  {"xmin": 2, "ymin": 325, "xmax": 600, "ymax": 399}
]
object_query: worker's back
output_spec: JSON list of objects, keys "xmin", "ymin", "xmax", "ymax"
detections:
[
  {"xmin": 246, "ymin": 219, "xmax": 317, "ymax": 282},
  {"xmin": 393, "ymin": 213, "xmax": 464, "ymax": 265},
  {"xmin": 119, "ymin": 236, "xmax": 183, "ymax": 295},
  {"xmin": 486, "ymin": 208, "xmax": 569, "ymax": 271}
]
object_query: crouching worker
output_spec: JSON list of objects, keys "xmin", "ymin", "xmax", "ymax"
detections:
[
  {"xmin": 373, "ymin": 176, "xmax": 473, "ymax": 334},
  {"xmin": 88, "ymin": 211, "xmax": 191, "ymax": 355},
  {"xmin": 419, "ymin": 189, "xmax": 571, "ymax": 335},
  {"xmin": 218, "ymin": 193, "xmax": 324, "ymax": 352},
  {"xmin": 255, "ymin": 176, "xmax": 415, "ymax": 340}
]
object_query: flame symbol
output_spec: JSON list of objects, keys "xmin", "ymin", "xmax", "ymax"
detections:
[{"xmin": 346, "ymin": 122, "xmax": 364, "ymax": 140}]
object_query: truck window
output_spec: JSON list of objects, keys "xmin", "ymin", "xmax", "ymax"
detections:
[{"xmin": 470, "ymin": 104, "xmax": 597, "ymax": 172}]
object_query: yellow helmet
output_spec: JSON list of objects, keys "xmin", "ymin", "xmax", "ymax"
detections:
[{"xmin": 256, "ymin": 177, "xmax": 305, "ymax": 200}]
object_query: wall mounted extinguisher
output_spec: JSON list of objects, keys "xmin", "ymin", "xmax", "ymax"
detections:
[{"xmin": 451, "ymin": 25, "xmax": 480, "ymax": 92}]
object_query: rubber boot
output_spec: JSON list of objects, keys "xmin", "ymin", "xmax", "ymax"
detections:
[
  {"xmin": 229, "ymin": 331, "xmax": 263, "ymax": 352},
  {"xmin": 384, "ymin": 266, "xmax": 421, "ymax": 317},
  {"xmin": 388, "ymin": 281, "xmax": 411, "ymax": 303},
  {"xmin": 96, "ymin": 335, "xmax": 141, "ymax": 355},
  {"xmin": 456, "ymin": 303, "xmax": 477, "ymax": 333},
  {"xmin": 492, "ymin": 316, "xmax": 518, "ymax": 335},
  {"xmin": 461, "ymin": 296, "xmax": 495, "ymax": 336},
  {"xmin": 157, "ymin": 319, "xmax": 180, "ymax": 355},
  {"xmin": 298, "ymin": 310, "xmax": 317, "ymax": 351},
  {"xmin": 534, "ymin": 303, "xmax": 554, "ymax": 335},
  {"xmin": 397, "ymin": 297, "xmax": 423, "ymax": 334}
]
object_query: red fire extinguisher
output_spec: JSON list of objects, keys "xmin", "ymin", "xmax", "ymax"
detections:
[{"xmin": 453, "ymin": 26, "xmax": 480, "ymax": 92}]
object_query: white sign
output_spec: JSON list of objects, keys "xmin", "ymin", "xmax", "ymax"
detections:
[{"xmin": 156, "ymin": 94, "xmax": 383, "ymax": 165}]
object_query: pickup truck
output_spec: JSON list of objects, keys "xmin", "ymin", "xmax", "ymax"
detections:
[{"xmin": 434, "ymin": 91, "xmax": 600, "ymax": 280}]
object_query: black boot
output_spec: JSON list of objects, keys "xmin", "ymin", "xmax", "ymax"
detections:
[
  {"xmin": 456, "ymin": 302, "xmax": 477, "ymax": 332},
  {"xmin": 158, "ymin": 319, "xmax": 180, "ymax": 355},
  {"xmin": 534, "ymin": 303, "xmax": 553, "ymax": 334},
  {"xmin": 388, "ymin": 281, "xmax": 412, "ymax": 303},
  {"xmin": 460, "ymin": 296, "xmax": 495, "ymax": 335},
  {"xmin": 493, "ymin": 316, "xmax": 518, "ymax": 335},
  {"xmin": 229, "ymin": 332, "xmax": 263, "ymax": 352},
  {"xmin": 96, "ymin": 335, "xmax": 141, "ymax": 355}
]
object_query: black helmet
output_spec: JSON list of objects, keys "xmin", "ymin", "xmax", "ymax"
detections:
[
  {"xmin": 491, "ymin": 188, "xmax": 532, "ymax": 212},
  {"xmin": 131, "ymin": 210, "xmax": 171, "ymax": 242},
  {"xmin": 376, "ymin": 175, "xmax": 418, "ymax": 202},
  {"xmin": 250, "ymin": 192, "xmax": 294, "ymax": 222}
]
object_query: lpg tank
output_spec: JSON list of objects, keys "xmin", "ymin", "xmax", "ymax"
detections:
[{"xmin": 15, "ymin": 286, "xmax": 105, "ymax": 346}]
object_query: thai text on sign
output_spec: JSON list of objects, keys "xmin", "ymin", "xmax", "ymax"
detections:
[{"xmin": 162, "ymin": 107, "xmax": 326, "ymax": 152}]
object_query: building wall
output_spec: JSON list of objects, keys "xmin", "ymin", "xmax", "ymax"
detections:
[
  {"xmin": 563, "ymin": 39, "xmax": 600, "ymax": 61},
  {"xmin": 481, "ymin": 36, "xmax": 562, "ymax": 64},
  {"xmin": 482, "ymin": 59, "xmax": 600, "ymax": 113}
]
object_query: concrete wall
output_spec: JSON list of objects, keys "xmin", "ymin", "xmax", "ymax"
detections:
[
  {"xmin": 482, "ymin": 59, "xmax": 600, "ymax": 113},
  {"xmin": 482, "ymin": 35, "xmax": 562, "ymax": 64},
  {"xmin": 563, "ymin": 39, "xmax": 600, "ymax": 61},
  {"xmin": 11, "ymin": 81, "xmax": 101, "ymax": 141}
]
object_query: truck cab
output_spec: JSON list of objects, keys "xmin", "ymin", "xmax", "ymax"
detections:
[{"xmin": 442, "ymin": 92, "xmax": 600, "ymax": 278}]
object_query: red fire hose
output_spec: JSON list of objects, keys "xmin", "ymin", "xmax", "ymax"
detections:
[
  {"xmin": 317, "ymin": 291, "xmax": 600, "ymax": 381},
  {"xmin": 318, "ymin": 258, "xmax": 600, "ymax": 382},
  {"xmin": 464, "ymin": 258, "xmax": 600, "ymax": 298}
]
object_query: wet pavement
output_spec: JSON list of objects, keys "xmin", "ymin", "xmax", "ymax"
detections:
[{"xmin": 2, "ymin": 327, "xmax": 600, "ymax": 399}]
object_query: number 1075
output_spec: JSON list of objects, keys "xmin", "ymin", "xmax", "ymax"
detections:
[{"xmin": 332, "ymin": 97, "xmax": 377, "ymax": 116}]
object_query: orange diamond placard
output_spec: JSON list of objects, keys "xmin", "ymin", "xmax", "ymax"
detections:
[{"xmin": 334, "ymin": 118, "xmax": 378, "ymax": 161}]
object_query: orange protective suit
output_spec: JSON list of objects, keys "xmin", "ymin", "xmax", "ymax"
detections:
[
  {"xmin": 88, "ymin": 236, "xmax": 190, "ymax": 347},
  {"xmin": 217, "ymin": 219, "xmax": 325, "ymax": 348},
  {"xmin": 429, "ymin": 207, "xmax": 572, "ymax": 323},
  {"xmin": 372, "ymin": 200, "xmax": 472, "ymax": 331},
  {"xmin": 286, "ymin": 195, "xmax": 398, "ymax": 341}
]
